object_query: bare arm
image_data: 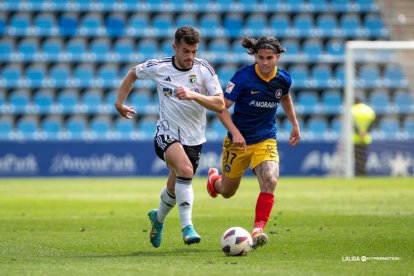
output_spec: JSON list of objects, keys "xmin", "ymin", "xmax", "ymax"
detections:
[
  {"xmin": 217, "ymin": 98, "xmax": 246, "ymax": 152},
  {"xmin": 175, "ymin": 86, "xmax": 225, "ymax": 112},
  {"xmin": 114, "ymin": 68, "xmax": 137, "ymax": 119},
  {"xmin": 281, "ymin": 93, "xmax": 301, "ymax": 146}
]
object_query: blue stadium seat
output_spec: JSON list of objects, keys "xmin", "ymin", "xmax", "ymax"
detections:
[
  {"xmin": 49, "ymin": 64, "xmax": 71, "ymax": 88},
  {"xmin": 316, "ymin": 14, "xmax": 340, "ymax": 37},
  {"xmin": 105, "ymin": 13, "xmax": 125, "ymax": 37},
  {"xmin": 292, "ymin": 14, "xmax": 314, "ymax": 37},
  {"xmin": 41, "ymin": 115, "xmax": 63, "ymax": 139},
  {"xmin": 66, "ymin": 38, "xmax": 87, "ymax": 61},
  {"xmin": 393, "ymin": 90, "xmax": 413, "ymax": 113},
  {"xmin": 321, "ymin": 90, "xmax": 342, "ymax": 114},
  {"xmin": 25, "ymin": 64, "xmax": 46, "ymax": 88},
  {"xmin": 311, "ymin": 64, "xmax": 333, "ymax": 88},
  {"xmin": 138, "ymin": 117, "xmax": 157, "ymax": 138},
  {"xmin": 210, "ymin": 117, "xmax": 227, "ymax": 138},
  {"xmin": 199, "ymin": 14, "xmax": 221, "ymax": 36},
  {"xmin": 114, "ymin": 38, "xmax": 134, "ymax": 60},
  {"xmin": 334, "ymin": 65, "xmax": 344, "ymax": 85},
  {"xmin": 224, "ymin": 13, "xmax": 243, "ymax": 37},
  {"xmin": 331, "ymin": 0, "xmax": 353, "ymax": 12},
  {"xmin": 326, "ymin": 39, "xmax": 345, "ymax": 56},
  {"xmin": 282, "ymin": 39, "xmax": 300, "ymax": 56},
  {"xmin": 231, "ymin": 40, "xmax": 247, "ymax": 58},
  {"xmin": 59, "ymin": 12, "xmax": 78, "ymax": 36},
  {"xmin": 209, "ymin": 38, "xmax": 230, "ymax": 60},
  {"xmin": 297, "ymin": 91, "xmax": 320, "ymax": 114},
  {"xmin": 308, "ymin": 0, "xmax": 329, "ymax": 12},
  {"xmin": 74, "ymin": 63, "xmax": 95, "ymax": 87},
  {"xmin": 330, "ymin": 117, "xmax": 341, "ymax": 135},
  {"xmin": 97, "ymin": 64, "xmax": 119, "ymax": 87},
  {"xmin": 17, "ymin": 116, "xmax": 39, "ymax": 140},
  {"xmin": 269, "ymin": 14, "xmax": 290, "ymax": 37},
  {"xmin": 0, "ymin": 14, "xmax": 5, "ymax": 36},
  {"xmin": 34, "ymin": 12, "xmax": 56, "ymax": 35},
  {"xmin": 82, "ymin": 89, "xmax": 102, "ymax": 113},
  {"xmin": 90, "ymin": 38, "xmax": 111, "ymax": 61},
  {"xmin": 66, "ymin": 115, "xmax": 87, "ymax": 139},
  {"xmin": 10, "ymin": 12, "xmax": 31, "ymax": 35},
  {"xmin": 80, "ymin": 13, "xmax": 103, "ymax": 36},
  {"xmin": 369, "ymin": 90, "xmax": 389, "ymax": 113},
  {"xmin": 358, "ymin": 64, "xmax": 381, "ymax": 88},
  {"xmin": 262, "ymin": 0, "xmax": 283, "ymax": 10},
  {"xmin": 217, "ymin": 65, "xmax": 237, "ymax": 87},
  {"xmin": 2, "ymin": 65, "xmax": 22, "ymax": 87},
  {"xmin": 175, "ymin": 14, "xmax": 197, "ymax": 28},
  {"xmin": 307, "ymin": 117, "xmax": 329, "ymax": 139},
  {"xmin": 138, "ymin": 39, "xmax": 159, "ymax": 59},
  {"xmin": 355, "ymin": 0, "xmax": 378, "ymax": 12},
  {"xmin": 90, "ymin": 115, "xmax": 112, "ymax": 139},
  {"xmin": 340, "ymin": 14, "xmax": 363, "ymax": 37},
  {"xmin": 127, "ymin": 13, "xmax": 150, "ymax": 36},
  {"xmin": 33, "ymin": 89, "xmax": 54, "ymax": 113},
  {"xmin": 42, "ymin": 38, "xmax": 63, "ymax": 60},
  {"xmin": 115, "ymin": 117, "xmax": 135, "ymax": 139},
  {"xmin": 384, "ymin": 65, "xmax": 407, "ymax": 88},
  {"xmin": 152, "ymin": 14, "xmax": 173, "ymax": 36},
  {"xmin": 0, "ymin": 116, "xmax": 14, "ymax": 140},
  {"xmin": 160, "ymin": 39, "xmax": 175, "ymax": 56},
  {"xmin": 130, "ymin": 93, "xmax": 152, "ymax": 114},
  {"xmin": 403, "ymin": 117, "xmax": 414, "ymax": 138},
  {"xmin": 303, "ymin": 39, "xmax": 323, "ymax": 61},
  {"xmin": 58, "ymin": 89, "xmax": 79, "ymax": 113},
  {"xmin": 245, "ymin": 13, "xmax": 267, "ymax": 36},
  {"xmin": 378, "ymin": 117, "xmax": 400, "ymax": 139},
  {"xmin": 18, "ymin": 38, "xmax": 39, "ymax": 61},
  {"xmin": 289, "ymin": 65, "xmax": 309, "ymax": 87},
  {"xmin": 0, "ymin": 38, "xmax": 14, "ymax": 61},
  {"xmin": 364, "ymin": 14, "xmax": 387, "ymax": 37}
]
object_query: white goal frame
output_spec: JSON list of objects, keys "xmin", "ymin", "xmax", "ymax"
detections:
[{"xmin": 344, "ymin": 41, "xmax": 414, "ymax": 178}]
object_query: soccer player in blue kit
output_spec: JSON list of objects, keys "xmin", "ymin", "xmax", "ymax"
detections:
[{"xmin": 207, "ymin": 36, "xmax": 301, "ymax": 248}]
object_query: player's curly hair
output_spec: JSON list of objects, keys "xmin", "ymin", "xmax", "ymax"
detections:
[
  {"xmin": 241, "ymin": 36, "xmax": 286, "ymax": 55},
  {"xmin": 175, "ymin": 26, "xmax": 200, "ymax": 45}
]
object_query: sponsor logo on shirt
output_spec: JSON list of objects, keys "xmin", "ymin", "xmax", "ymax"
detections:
[
  {"xmin": 250, "ymin": 90, "xmax": 260, "ymax": 95},
  {"xmin": 163, "ymin": 87, "xmax": 174, "ymax": 97},
  {"xmin": 225, "ymin": 81, "xmax": 235, "ymax": 93},
  {"xmin": 163, "ymin": 76, "xmax": 171, "ymax": 82},
  {"xmin": 249, "ymin": 100, "xmax": 277, "ymax": 108}
]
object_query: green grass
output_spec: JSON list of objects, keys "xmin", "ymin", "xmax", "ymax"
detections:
[{"xmin": 0, "ymin": 177, "xmax": 413, "ymax": 275}]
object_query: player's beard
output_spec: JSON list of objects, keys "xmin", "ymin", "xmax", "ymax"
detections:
[{"xmin": 177, "ymin": 58, "xmax": 194, "ymax": 70}]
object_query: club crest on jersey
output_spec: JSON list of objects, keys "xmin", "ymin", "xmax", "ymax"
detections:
[
  {"xmin": 275, "ymin": 89, "xmax": 283, "ymax": 99},
  {"xmin": 189, "ymin": 74, "xmax": 197, "ymax": 84}
]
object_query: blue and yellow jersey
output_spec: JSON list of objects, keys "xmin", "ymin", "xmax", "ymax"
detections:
[{"xmin": 224, "ymin": 64, "xmax": 291, "ymax": 145}]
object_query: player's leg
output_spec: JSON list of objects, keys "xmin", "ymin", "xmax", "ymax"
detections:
[
  {"xmin": 165, "ymin": 142, "xmax": 201, "ymax": 245},
  {"xmin": 250, "ymin": 139, "xmax": 280, "ymax": 248},
  {"xmin": 207, "ymin": 136, "xmax": 250, "ymax": 198}
]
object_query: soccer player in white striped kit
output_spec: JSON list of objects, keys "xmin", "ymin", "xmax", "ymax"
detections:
[{"xmin": 115, "ymin": 26, "xmax": 224, "ymax": 247}]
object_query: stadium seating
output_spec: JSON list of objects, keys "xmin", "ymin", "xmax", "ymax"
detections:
[{"xmin": 0, "ymin": 0, "xmax": 410, "ymax": 142}]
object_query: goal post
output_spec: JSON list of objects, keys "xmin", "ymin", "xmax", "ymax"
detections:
[{"xmin": 342, "ymin": 40, "xmax": 414, "ymax": 178}]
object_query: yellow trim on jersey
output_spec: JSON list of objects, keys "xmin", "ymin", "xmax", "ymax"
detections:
[
  {"xmin": 221, "ymin": 136, "xmax": 279, "ymax": 178},
  {"xmin": 255, "ymin": 64, "xmax": 277, "ymax": 83}
]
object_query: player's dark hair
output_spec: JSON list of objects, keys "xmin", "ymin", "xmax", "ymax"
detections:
[
  {"xmin": 175, "ymin": 26, "xmax": 200, "ymax": 45},
  {"xmin": 241, "ymin": 36, "xmax": 286, "ymax": 55}
]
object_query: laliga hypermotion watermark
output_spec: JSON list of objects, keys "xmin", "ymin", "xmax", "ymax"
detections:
[{"xmin": 342, "ymin": 256, "xmax": 400, "ymax": 262}]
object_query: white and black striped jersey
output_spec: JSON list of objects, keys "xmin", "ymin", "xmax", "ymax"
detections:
[{"xmin": 134, "ymin": 57, "xmax": 223, "ymax": 146}]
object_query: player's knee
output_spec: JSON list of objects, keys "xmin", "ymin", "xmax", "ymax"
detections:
[
  {"xmin": 262, "ymin": 175, "xmax": 278, "ymax": 193},
  {"xmin": 176, "ymin": 163, "xmax": 194, "ymax": 178}
]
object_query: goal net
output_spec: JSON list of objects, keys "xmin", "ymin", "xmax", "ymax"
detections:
[{"xmin": 332, "ymin": 41, "xmax": 414, "ymax": 178}]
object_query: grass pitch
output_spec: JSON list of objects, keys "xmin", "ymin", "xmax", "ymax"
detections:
[{"xmin": 0, "ymin": 177, "xmax": 413, "ymax": 275}]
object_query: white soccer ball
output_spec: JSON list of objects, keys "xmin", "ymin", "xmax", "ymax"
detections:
[{"xmin": 220, "ymin": 227, "xmax": 253, "ymax": 256}]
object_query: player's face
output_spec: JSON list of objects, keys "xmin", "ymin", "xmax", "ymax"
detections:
[
  {"xmin": 173, "ymin": 41, "xmax": 198, "ymax": 70},
  {"xmin": 255, "ymin": 49, "xmax": 280, "ymax": 77}
]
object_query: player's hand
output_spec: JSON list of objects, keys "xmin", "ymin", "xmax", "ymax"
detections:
[
  {"xmin": 231, "ymin": 130, "xmax": 247, "ymax": 153},
  {"xmin": 115, "ymin": 103, "xmax": 136, "ymax": 119},
  {"xmin": 175, "ymin": 86, "xmax": 197, "ymax": 100},
  {"xmin": 289, "ymin": 126, "xmax": 301, "ymax": 146}
]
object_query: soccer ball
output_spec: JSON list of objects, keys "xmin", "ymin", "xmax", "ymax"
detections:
[{"xmin": 220, "ymin": 227, "xmax": 253, "ymax": 256}]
